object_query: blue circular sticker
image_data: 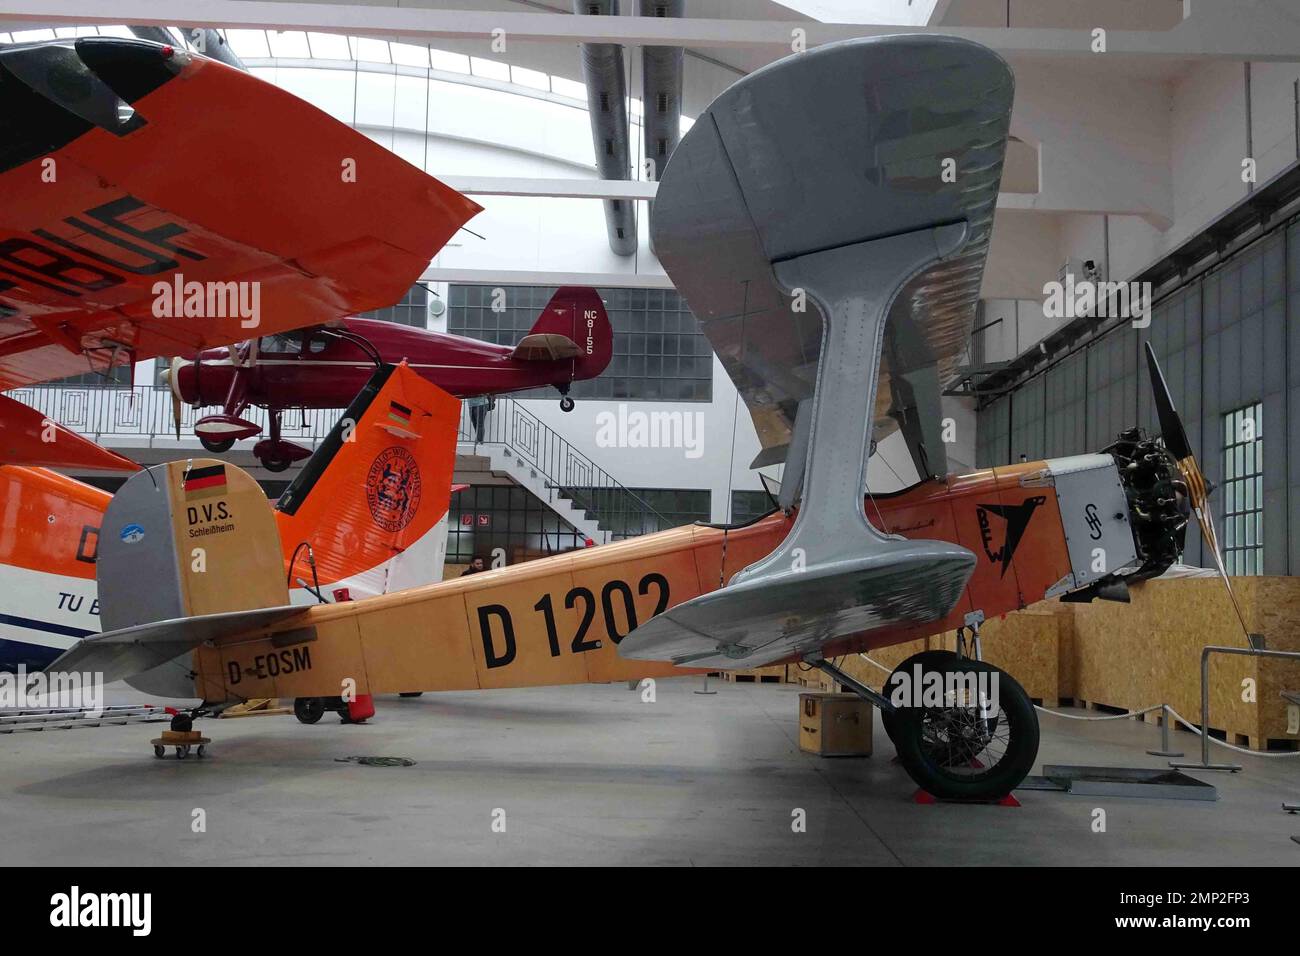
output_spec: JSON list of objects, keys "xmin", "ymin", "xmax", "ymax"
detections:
[{"xmin": 120, "ymin": 524, "xmax": 145, "ymax": 544}]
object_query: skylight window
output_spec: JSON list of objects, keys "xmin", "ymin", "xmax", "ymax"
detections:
[
  {"xmin": 430, "ymin": 49, "xmax": 470, "ymax": 74},
  {"xmin": 225, "ymin": 29, "xmax": 271, "ymax": 58},
  {"xmin": 390, "ymin": 42, "xmax": 430, "ymax": 68},
  {"xmin": 307, "ymin": 32, "xmax": 351, "ymax": 59},
  {"xmin": 267, "ymin": 30, "xmax": 311, "ymax": 58},
  {"xmin": 770, "ymin": 0, "xmax": 937, "ymax": 25},
  {"xmin": 470, "ymin": 57, "xmax": 511, "ymax": 82}
]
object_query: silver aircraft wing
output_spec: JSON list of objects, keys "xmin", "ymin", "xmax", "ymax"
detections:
[
  {"xmin": 653, "ymin": 33, "xmax": 1012, "ymax": 481},
  {"xmin": 621, "ymin": 35, "xmax": 1013, "ymax": 670}
]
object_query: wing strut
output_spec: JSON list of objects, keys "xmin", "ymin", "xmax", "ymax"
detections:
[{"xmin": 621, "ymin": 226, "xmax": 979, "ymax": 668}]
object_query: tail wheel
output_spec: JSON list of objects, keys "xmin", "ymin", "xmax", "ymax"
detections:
[
  {"xmin": 879, "ymin": 649, "xmax": 960, "ymax": 746},
  {"xmin": 293, "ymin": 697, "xmax": 325, "ymax": 724},
  {"xmin": 892, "ymin": 659, "xmax": 1038, "ymax": 801},
  {"xmin": 560, "ymin": 396, "xmax": 575, "ymax": 412},
  {"xmin": 199, "ymin": 436, "xmax": 236, "ymax": 454},
  {"xmin": 261, "ymin": 456, "xmax": 292, "ymax": 473}
]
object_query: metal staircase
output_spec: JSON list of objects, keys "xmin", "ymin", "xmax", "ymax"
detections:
[
  {"xmin": 457, "ymin": 397, "xmax": 669, "ymax": 545},
  {"xmin": 8, "ymin": 382, "xmax": 671, "ymax": 546}
]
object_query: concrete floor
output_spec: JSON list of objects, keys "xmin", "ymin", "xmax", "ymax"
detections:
[{"xmin": 0, "ymin": 678, "xmax": 1296, "ymax": 866}]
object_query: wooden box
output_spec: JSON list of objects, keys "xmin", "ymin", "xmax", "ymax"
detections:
[{"xmin": 799, "ymin": 693, "xmax": 872, "ymax": 757}]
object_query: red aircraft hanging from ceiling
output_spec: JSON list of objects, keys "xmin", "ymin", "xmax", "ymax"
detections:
[
  {"xmin": 161, "ymin": 286, "xmax": 614, "ymax": 470},
  {"xmin": 0, "ymin": 34, "xmax": 480, "ymax": 473}
]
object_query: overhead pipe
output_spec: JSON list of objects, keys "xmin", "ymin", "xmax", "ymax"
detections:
[
  {"xmin": 639, "ymin": 1, "xmax": 683, "ymax": 186},
  {"xmin": 573, "ymin": 0, "xmax": 636, "ymax": 256},
  {"xmin": 128, "ymin": 25, "xmax": 245, "ymax": 71}
]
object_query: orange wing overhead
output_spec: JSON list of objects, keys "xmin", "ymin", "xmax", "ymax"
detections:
[{"xmin": 0, "ymin": 37, "xmax": 482, "ymax": 390}]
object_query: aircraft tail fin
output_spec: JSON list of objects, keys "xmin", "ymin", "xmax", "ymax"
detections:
[
  {"xmin": 274, "ymin": 362, "xmax": 461, "ymax": 601},
  {"xmin": 517, "ymin": 286, "xmax": 612, "ymax": 381}
]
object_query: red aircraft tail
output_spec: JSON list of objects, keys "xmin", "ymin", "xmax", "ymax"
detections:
[{"xmin": 521, "ymin": 287, "xmax": 613, "ymax": 381}]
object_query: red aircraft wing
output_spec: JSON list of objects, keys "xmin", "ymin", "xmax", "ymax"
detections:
[{"xmin": 0, "ymin": 37, "xmax": 482, "ymax": 392}]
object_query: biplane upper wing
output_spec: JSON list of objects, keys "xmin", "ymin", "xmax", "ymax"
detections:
[
  {"xmin": 0, "ymin": 37, "xmax": 482, "ymax": 392},
  {"xmin": 650, "ymin": 34, "xmax": 1012, "ymax": 481},
  {"xmin": 621, "ymin": 36, "xmax": 1013, "ymax": 670}
]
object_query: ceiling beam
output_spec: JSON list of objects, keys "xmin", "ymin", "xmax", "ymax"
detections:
[
  {"xmin": 4, "ymin": 0, "xmax": 1300, "ymax": 61},
  {"xmin": 442, "ymin": 176, "xmax": 657, "ymax": 200},
  {"xmin": 422, "ymin": 266, "xmax": 672, "ymax": 288}
]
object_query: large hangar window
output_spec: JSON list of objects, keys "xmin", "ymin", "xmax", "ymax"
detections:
[
  {"xmin": 446, "ymin": 284, "xmax": 713, "ymax": 401},
  {"xmin": 1222, "ymin": 403, "xmax": 1263, "ymax": 576},
  {"xmin": 357, "ymin": 283, "xmax": 429, "ymax": 327},
  {"xmin": 448, "ymin": 484, "xmax": 585, "ymax": 565}
]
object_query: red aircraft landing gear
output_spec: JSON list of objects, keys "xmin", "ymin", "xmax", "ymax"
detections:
[
  {"xmin": 254, "ymin": 410, "xmax": 312, "ymax": 473},
  {"xmin": 199, "ymin": 436, "xmax": 236, "ymax": 454}
]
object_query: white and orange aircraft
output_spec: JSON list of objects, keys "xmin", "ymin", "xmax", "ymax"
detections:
[
  {"xmin": 15, "ymin": 35, "xmax": 1234, "ymax": 802},
  {"xmin": 0, "ymin": 36, "xmax": 475, "ymax": 661}
]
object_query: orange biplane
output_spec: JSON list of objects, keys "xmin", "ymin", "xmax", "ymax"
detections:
[{"xmin": 18, "ymin": 36, "xmax": 1231, "ymax": 802}]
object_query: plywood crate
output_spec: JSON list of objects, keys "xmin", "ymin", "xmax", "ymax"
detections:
[
  {"xmin": 1060, "ymin": 576, "xmax": 1300, "ymax": 750},
  {"xmin": 798, "ymin": 693, "xmax": 872, "ymax": 756}
]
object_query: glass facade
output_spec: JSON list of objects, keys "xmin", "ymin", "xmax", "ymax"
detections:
[
  {"xmin": 360, "ymin": 283, "xmax": 429, "ymax": 327},
  {"xmin": 446, "ymin": 284, "xmax": 712, "ymax": 402},
  {"xmin": 1222, "ymin": 403, "xmax": 1263, "ymax": 576},
  {"xmin": 731, "ymin": 489, "xmax": 777, "ymax": 524}
]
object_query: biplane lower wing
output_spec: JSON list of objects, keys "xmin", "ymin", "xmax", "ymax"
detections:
[{"xmin": 618, "ymin": 541, "xmax": 976, "ymax": 669}]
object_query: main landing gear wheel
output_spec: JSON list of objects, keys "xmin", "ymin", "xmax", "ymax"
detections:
[
  {"xmin": 199, "ymin": 436, "xmax": 236, "ymax": 454},
  {"xmin": 399, "ymin": 692, "xmax": 423, "ymax": 698},
  {"xmin": 294, "ymin": 697, "xmax": 325, "ymax": 724},
  {"xmin": 261, "ymin": 456, "xmax": 292, "ymax": 473},
  {"xmin": 880, "ymin": 649, "xmax": 960, "ymax": 747},
  {"xmin": 892, "ymin": 659, "xmax": 1038, "ymax": 801},
  {"xmin": 559, "ymin": 395, "xmax": 575, "ymax": 412}
]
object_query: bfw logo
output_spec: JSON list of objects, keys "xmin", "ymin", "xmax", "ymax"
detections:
[{"xmin": 50, "ymin": 886, "xmax": 151, "ymax": 937}]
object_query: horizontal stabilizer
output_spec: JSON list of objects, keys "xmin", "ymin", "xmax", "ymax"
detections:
[
  {"xmin": 48, "ymin": 605, "xmax": 308, "ymax": 686},
  {"xmin": 0, "ymin": 394, "xmax": 140, "ymax": 472},
  {"xmin": 511, "ymin": 333, "xmax": 583, "ymax": 362},
  {"xmin": 619, "ymin": 541, "xmax": 976, "ymax": 670}
]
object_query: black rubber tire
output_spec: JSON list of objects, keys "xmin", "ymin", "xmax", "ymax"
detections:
[
  {"xmin": 199, "ymin": 436, "xmax": 236, "ymax": 453},
  {"xmin": 294, "ymin": 697, "xmax": 325, "ymax": 724},
  {"xmin": 398, "ymin": 692, "xmax": 423, "ymax": 698},
  {"xmin": 892, "ymin": 660, "xmax": 1039, "ymax": 801},
  {"xmin": 879, "ymin": 649, "xmax": 960, "ymax": 745},
  {"xmin": 262, "ymin": 456, "xmax": 292, "ymax": 473},
  {"xmin": 153, "ymin": 745, "xmax": 165, "ymax": 759},
  {"xmin": 337, "ymin": 707, "xmax": 352, "ymax": 724},
  {"xmin": 559, "ymin": 396, "xmax": 575, "ymax": 412}
]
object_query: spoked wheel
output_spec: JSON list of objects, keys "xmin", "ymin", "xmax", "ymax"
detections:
[
  {"xmin": 199, "ymin": 436, "xmax": 236, "ymax": 453},
  {"xmin": 880, "ymin": 649, "xmax": 959, "ymax": 746},
  {"xmin": 892, "ymin": 659, "xmax": 1038, "ymax": 801}
]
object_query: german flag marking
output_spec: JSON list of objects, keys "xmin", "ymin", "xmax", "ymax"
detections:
[
  {"xmin": 387, "ymin": 401, "xmax": 412, "ymax": 429},
  {"xmin": 183, "ymin": 463, "xmax": 227, "ymax": 498}
]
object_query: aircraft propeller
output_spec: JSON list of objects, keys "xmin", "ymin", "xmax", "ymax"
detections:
[
  {"xmin": 1143, "ymin": 341, "xmax": 1251, "ymax": 639},
  {"xmin": 161, "ymin": 356, "xmax": 185, "ymax": 440}
]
